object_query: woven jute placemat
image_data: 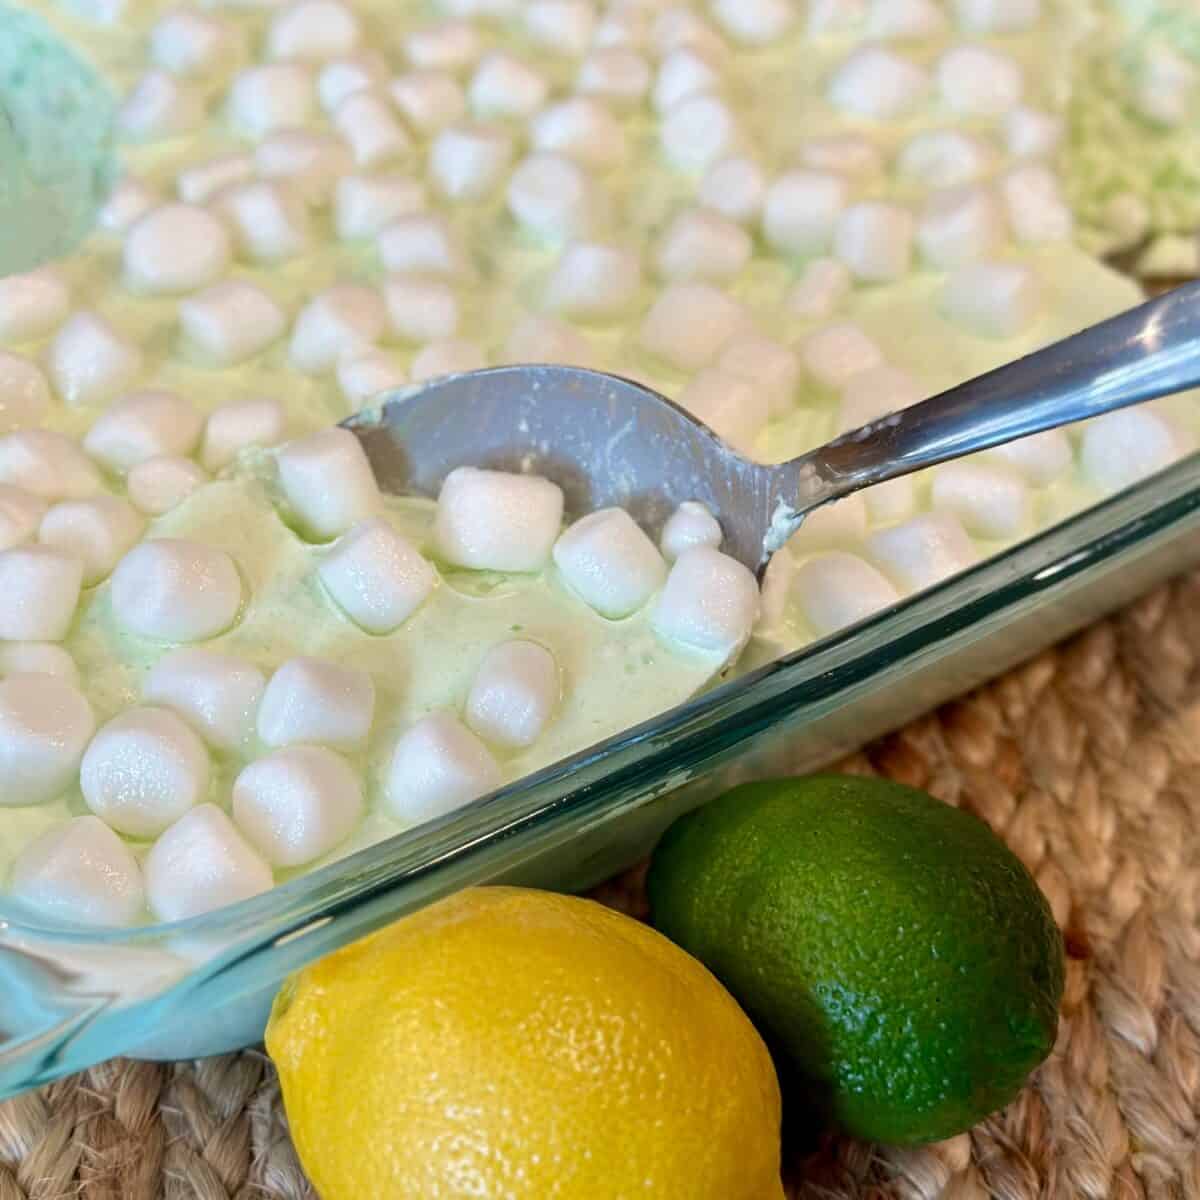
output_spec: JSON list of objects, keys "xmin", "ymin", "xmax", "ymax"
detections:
[{"xmin": 4, "ymin": 569, "xmax": 1200, "ymax": 1199}]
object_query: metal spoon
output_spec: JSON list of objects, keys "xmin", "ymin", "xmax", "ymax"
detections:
[{"xmin": 346, "ymin": 282, "xmax": 1200, "ymax": 576}]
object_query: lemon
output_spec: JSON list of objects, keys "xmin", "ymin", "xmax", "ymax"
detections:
[{"xmin": 266, "ymin": 885, "xmax": 785, "ymax": 1199}]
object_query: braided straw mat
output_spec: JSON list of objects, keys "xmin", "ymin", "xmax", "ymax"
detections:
[{"xmin": 4, "ymin": 569, "xmax": 1200, "ymax": 1200}]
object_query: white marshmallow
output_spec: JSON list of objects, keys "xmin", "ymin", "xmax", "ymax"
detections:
[
  {"xmin": 799, "ymin": 134, "xmax": 886, "ymax": 181},
  {"xmin": 936, "ymin": 45, "xmax": 1023, "ymax": 118},
  {"xmin": 257, "ymin": 656, "xmax": 374, "ymax": 750},
  {"xmin": 1001, "ymin": 164, "xmax": 1073, "ymax": 244},
  {"xmin": 333, "ymin": 91, "xmax": 413, "ymax": 168},
  {"xmin": 932, "ymin": 461, "xmax": 1031, "ymax": 540},
  {"xmin": 0, "ymin": 675, "xmax": 93, "ymax": 805},
  {"xmin": 383, "ymin": 712, "xmax": 502, "ymax": 824},
  {"xmin": 660, "ymin": 93, "xmax": 740, "ymax": 172},
  {"xmin": 698, "ymin": 157, "xmax": 766, "ymax": 225},
  {"xmin": 1081, "ymin": 409, "xmax": 1191, "ymax": 495},
  {"xmin": 525, "ymin": 0, "xmax": 595, "ymax": 55},
  {"xmin": 389, "ymin": 71, "xmax": 467, "ymax": 134},
  {"xmin": 233, "ymin": 746, "xmax": 363, "ymax": 867},
  {"xmin": 711, "ymin": 0, "xmax": 793, "ymax": 44},
  {"xmin": 553, "ymin": 507, "xmax": 667, "ymax": 618},
  {"xmin": 127, "ymin": 457, "xmax": 209, "ymax": 516},
  {"xmin": 83, "ymin": 391, "xmax": 203, "ymax": 474},
  {"xmin": 48, "ymin": 313, "xmax": 143, "ymax": 409},
  {"xmin": 652, "ymin": 6, "xmax": 728, "ymax": 56},
  {"xmin": 984, "ymin": 430, "xmax": 1072, "ymax": 486},
  {"xmin": 228, "ymin": 64, "xmax": 315, "ymax": 139},
  {"xmin": 594, "ymin": 5, "xmax": 648, "ymax": 49},
  {"xmin": 110, "ymin": 539, "xmax": 242, "ymax": 641},
  {"xmin": 402, "ymin": 21, "xmax": 482, "ymax": 72},
  {"xmin": 838, "ymin": 364, "xmax": 924, "ymax": 432},
  {"xmin": 267, "ymin": 0, "xmax": 360, "ymax": 61},
  {"xmin": 289, "ymin": 285, "xmax": 386, "ymax": 373},
  {"xmin": 654, "ymin": 208, "xmax": 751, "ymax": 283},
  {"xmin": 465, "ymin": 640, "xmax": 559, "ymax": 749},
  {"xmin": 789, "ymin": 494, "xmax": 868, "ymax": 553},
  {"xmin": 10, "ymin": 816, "xmax": 144, "ymax": 927},
  {"xmin": 638, "ymin": 282, "xmax": 747, "ymax": 370},
  {"xmin": 507, "ymin": 154, "xmax": 604, "ymax": 243},
  {"xmin": 897, "ymin": 129, "xmax": 994, "ymax": 189},
  {"xmin": 318, "ymin": 517, "xmax": 437, "ymax": 633},
  {"xmin": 0, "ymin": 486, "xmax": 47, "ymax": 551},
  {"xmin": 337, "ymin": 350, "xmax": 407, "ymax": 405},
  {"xmin": 468, "ymin": 52, "xmax": 548, "ymax": 119},
  {"xmin": 834, "ymin": 202, "xmax": 915, "ymax": 283},
  {"xmin": 660, "ymin": 501, "xmax": 722, "ymax": 561},
  {"xmin": 762, "ymin": 170, "xmax": 848, "ymax": 258},
  {"xmin": 801, "ymin": 323, "xmax": 884, "ymax": 390},
  {"xmin": 429, "ymin": 123, "xmax": 515, "ymax": 201},
  {"xmin": 953, "ymin": 0, "xmax": 1040, "ymax": 34},
  {"xmin": 377, "ymin": 213, "xmax": 469, "ymax": 277},
  {"xmin": 0, "ymin": 642, "xmax": 77, "ymax": 684},
  {"xmin": 202, "ymin": 398, "xmax": 287, "ymax": 473},
  {"xmin": 335, "ymin": 174, "xmax": 426, "ymax": 240},
  {"xmin": 917, "ymin": 185, "xmax": 1006, "ymax": 269},
  {"xmin": 144, "ymin": 804, "xmax": 273, "ymax": 922},
  {"xmin": 410, "ymin": 339, "xmax": 487, "ymax": 381},
  {"xmin": 123, "ymin": 204, "xmax": 231, "ymax": 295},
  {"xmin": 434, "ymin": 467, "xmax": 564, "ymax": 572},
  {"xmin": 150, "ymin": 9, "xmax": 236, "ymax": 78},
  {"xmin": 651, "ymin": 546, "xmax": 758, "ymax": 661},
  {"xmin": 577, "ymin": 49, "xmax": 651, "ymax": 108},
  {"xmin": 179, "ymin": 281, "xmax": 289, "ymax": 367},
  {"xmin": 806, "ymin": 0, "xmax": 866, "ymax": 34},
  {"xmin": 0, "ymin": 547, "xmax": 83, "ymax": 641},
  {"xmin": 504, "ymin": 316, "xmax": 594, "ymax": 368},
  {"xmin": 863, "ymin": 476, "xmax": 917, "ymax": 525},
  {"xmin": 81, "ymin": 706, "xmax": 210, "ymax": 838},
  {"xmin": 1004, "ymin": 106, "xmax": 1063, "ymax": 159},
  {"xmin": 543, "ymin": 241, "xmax": 642, "ymax": 320},
  {"xmin": 118, "ymin": 71, "xmax": 204, "ymax": 142},
  {"xmin": 176, "ymin": 153, "xmax": 254, "ymax": 205},
  {"xmin": 0, "ymin": 353, "xmax": 50, "ymax": 432},
  {"xmin": 940, "ymin": 261, "xmax": 1041, "ymax": 339},
  {"xmin": 794, "ymin": 552, "xmax": 901, "ymax": 637},
  {"xmin": 827, "ymin": 47, "xmax": 929, "ymax": 119},
  {"xmin": 97, "ymin": 177, "xmax": 158, "ymax": 235},
  {"xmin": 0, "ymin": 272, "xmax": 70, "ymax": 343},
  {"xmin": 530, "ymin": 98, "xmax": 626, "ymax": 171},
  {"xmin": 0, "ymin": 432, "xmax": 100, "ymax": 503},
  {"xmin": 1133, "ymin": 44, "xmax": 1198, "ymax": 129},
  {"xmin": 217, "ymin": 181, "xmax": 311, "ymax": 264},
  {"xmin": 679, "ymin": 368, "xmax": 767, "ymax": 453},
  {"xmin": 143, "ymin": 648, "xmax": 267, "ymax": 753},
  {"xmin": 38, "ymin": 496, "xmax": 144, "ymax": 585},
  {"xmin": 276, "ymin": 428, "xmax": 380, "ymax": 541},
  {"xmin": 866, "ymin": 511, "xmax": 977, "ymax": 592},
  {"xmin": 384, "ymin": 276, "xmax": 460, "ymax": 343},
  {"xmin": 787, "ymin": 258, "xmax": 852, "ymax": 322},
  {"xmin": 318, "ymin": 54, "xmax": 387, "ymax": 112},
  {"xmin": 717, "ymin": 336, "xmax": 801, "ymax": 419},
  {"xmin": 866, "ymin": 0, "xmax": 946, "ymax": 39},
  {"xmin": 254, "ymin": 131, "xmax": 353, "ymax": 205}
]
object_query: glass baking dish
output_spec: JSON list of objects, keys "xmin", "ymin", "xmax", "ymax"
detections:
[{"xmin": 0, "ymin": 448, "xmax": 1197, "ymax": 1100}]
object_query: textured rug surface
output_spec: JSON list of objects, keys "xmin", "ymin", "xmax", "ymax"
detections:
[{"xmin": 4, "ymin": 570, "xmax": 1200, "ymax": 1200}]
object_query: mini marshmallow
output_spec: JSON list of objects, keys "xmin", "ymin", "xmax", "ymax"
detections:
[
  {"xmin": 897, "ymin": 129, "xmax": 994, "ymax": 188},
  {"xmin": 1001, "ymin": 164, "xmax": 1073, "ymax": 244},
  {"xmin": 0, "ymin": 641, "xmax": 77, "ymax": 684},
  {"xmin": 711, "ymin": 0, "xmax": 793, "ymax": 44},
  {"xmin": 679, "ymin": 368, "xmax": 767, "ymax": 453},
  {"xmin": 936, "ymin": 45, "xmax": 1023, "ymax": 118},
  {"xmin": 507, "ymin": 154, "xmax": 604, "ymax": 243},
  {"xmin": 402, "ymin": 20, "xmax": 482, "ymax": 71},
  {"xmin": 638, "ymin": 282, "xmax": 747, "ymax": 370},
  {"xmin": 866, "ymin": 511, "xmax": 977, "ymax": 592},
  {"xmin": 917, "ymin": 185, "xmax": 1006, "ymax": 269},
  {"xmin": 543, "ymin": 241, "xmax": 642, "ymax": 320},
  {"xmin": 654, "ymin": 208, "xmax": 751, "ymax": 283},
  {"xmin": 953, "ymin": 0, "xmax": 1040, "ymax": 34},
  {"xmin": 217, "ymin": 181, "xmax": 311, "ymax": 264},
  {"xmin": 530, "ymin": 98, "xmax": 626, "ymax": 171},
  {"xmin": 39, "ymin": 496, "xmax": 144, "ymax": 585},
  {"xmin": 866, "ymin": 0, "xmax": 946, "ymax": 39},
  {"xmin": 257, "ymin": 656, "xmax": 375, "ymax": 749},
  {"xmin": 762, "ymin": 170, "xmax": 848, "ymax": 258},
  {"xmin": 1133, "ymin": 43, "xmax": 1197, "ymax": 129},
  {"xmin": 0, "ymin": 432, "xmax": 101, "ymax": 501},
  {"xmin": 124, "ymin": 204, "xmax": 231, "ymax": 295},
  {"xmin": 799, "ymin": 134, "xmax": 886, "ymax": 180},
  {"xmin": 144, "ymin": 648, "xmax": 267, "ymax": 753},
  {"xmin": 940, "ymin": 261, "xmax": 1041, "ymax": 339},
  {"xmin": 97, "ymin": 177, "xmax": 158, "ymax": 235},
  {"xmin": 228, "ymin": 64, "xmax": 315, "ymax": 139},
  {"xmin": 660, "ymin": 501, "xmax": 722, "ymax": 561},
  {"xmin": 333, "ymin": 91, "xmax": 413, "ymax": 168},
  {"xmin": 254, "ymin": 131, "xmax": 353, "ymax": 205},
  {"xmin": 9, "ymin": 816, "xmax": 143, "ymax": 927},
  {"xmin": 801, "ymin": 323, "xmax": 884, "ymax": 390},
  {"xmin": 698, "ymin": 157, "xmax": 766, "ymax": 225},
  {"xmin": 337, "ymin": 349, "xmax": 407, "ymax": 405},
  {"xmin": 1081, "ymin": 409, "xmax": 1191, "ymax": 495},
  {"xmin": 787, "ymin": 258, "xmax": 852, "ymax": 322},
  {"xmin": 652, "ymin": 7, "xmax": 728, "ymax": 56},
  {"xmin": 81, "ymin": 706, "xmax": 209, "ymax": 838},
  {"xmin": 0, "ymin": 675, "xmax": 93, "ymax": 805},
  {"xmin": 577, "ymin": 49, "xmax": 651, "ymax": 108},
  {"xmin": 718, "ymin": 335, "xmax": 801, "ymax": 418},
  {"xmin": 0, "ymin": 353, "xmax": 50, "ymax": 432},
  {"xmin": 434, "ymin": 467, "xmax": 564, "ymax": 572},
  {"xmin": 0, "ymin": 272, "xmax": 70, "ymax": 343},
  {"xmin": 504, "ymin": 316, "xmax": 594, "ymax": 368},
  {"xmin": 233, "ymin": 746, "xmax": 363, "ymax": 867},
  {"xmin": 318, "ymin": 517, "xmax": 437, "ymax": 633},
  {"xmin": 384, "ymin": 276, "xmax": 460, "ymax": 343},
  {"xmin": 789, "ymin": 494, "xmax": 868, "ymax": 553},
  {"xmin": 468, "ymin": 52, "xmax": 548, "ymax": 119},
  {"xmin": 179, "ymin": 280, "xmax": 288, "ymax": 366},
  {"xmin": 806, "ymin": 0, "xmax": 866, "ymax": 34},
  {"xmin": 863, "ymin": 476, "xmax": 917, "ymax": 524},
  {"xmin": 176, "ymin": 153, "xmax": 254, "ymax": 205},
  {"xmin": 276, "ymin": 428, "xmax": 380, "ymax": 540},
  {"xmin": 318, "ymin": 54, "xmax": 386, "ymax": 112},
  {"xmin": 127, "ymin": 457, "xmax": 209, "ymax": 515},
  {"xmin": 83, "ymin": 391, "xmax": 203, "ymax": 473},
  {"xmin": 1004, "ymin": 106, "xmax": 1063, "ymax": 159},
  {"xmin": 202, "ymin": 397, "xmax": 287, "ymax": 472},
  {"xmin": 110, "ymin": 539, "xmax": 242, "ymax": 641},
  {"xmin": 932, "ymin": 460, "xmax": 1031, "ymax": 540},
  {"xmin": 118, "ymin": 71, "xmax": 204, "ymax": 141},
  {"xmin": 651, "ymin": 546, "xmax": 758, "ymax": 661},
  {"xmin": 389, "ymin": 71, "xmax": 467, "ymax": 134},
  {"xmin": 383, "ymin": 712, "xmax": 502, "ymax": 824},
  {"xmin": 144, "ymin": 804, "xmax": 273, "ymax": 922},
  {"xmin": 335, "ymin": 174, "xmax": 426, "ymax": 240},
  {"xmin": 827, "ymin": 47, "xmax": 929, "ymax": 119},
  {"xmin": 525, "ymin": 0, "xmax": 594, "ymax": 55},
  {"xmin": 0, "ymin": 547, "xmax": 83, "ymax": 641},
  {"xmin": 553, "ymin": 507, "xmax": 667, "ymax": 618},
  {"xmin": 267, "ymin": 0, "xmax": 360, "ymax": 61},
  {"xmin": 377, "ymin": 213, "xmax": 469, "ymax": 277},
  {"xmin": 429, "ymin": 123, "xmax": 515, "ymax": 201},
  {"xmin": 834, "ymin": 201, "xmax": 915, "ymax": 283},
  {"xmin": 660, "ymin": 93, "xmax": 740, "ymax": 172},
  {"xmin": 0, "ymin": 486, "xmax": 47, "ymax": 550},
  {"xmin": 794, "ymin": 552, "xmax": 901, "ymax": 638},
  {"xmin": 838, "ymin": 364, "xmax": 924, "ymax": 432},
  {"xmin": 465, "ymin": 640, "xmax": 560, "ymax": 748},
  {"xmin": 150, "ymin": 9, "xmax": 236, "ymax": 78},
  {"xmin": 289, "ymin": 285, "xmax": 386, "ymax": 373},
  {"xmin": 48, "ymin": 312, "xmax": 143, "ymax": 409},
  {"xmin": 594, "ymin": 5, "xmax": 647, "ymax": 49},
  {"xmin": 984, "ymin": 430, "xmax": 1072, "ymax": 486},
  {"xmin": 410, "ymin": 339, "xmax": 487, "ymax": 381}
]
